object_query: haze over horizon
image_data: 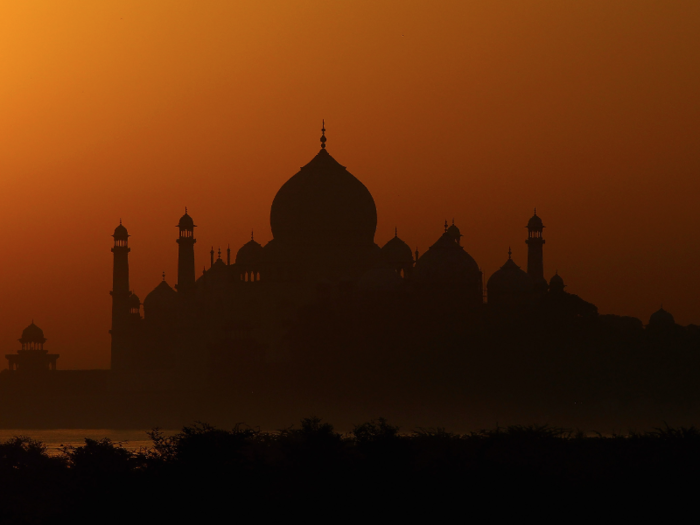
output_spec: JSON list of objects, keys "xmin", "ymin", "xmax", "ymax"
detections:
[{"xmin": 1, "ymin": 0, "xmax": 699, "ymax": 369}]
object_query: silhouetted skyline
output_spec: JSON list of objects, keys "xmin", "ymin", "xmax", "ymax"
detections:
[{"xmin": 1, "ymin": 2, "xmax": 699, "ymax": 369}]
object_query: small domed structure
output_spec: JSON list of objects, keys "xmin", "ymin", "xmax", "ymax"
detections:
[
  {"xmin": 487, "ymin": 251, "xmax": 534, "ymax": 307},
  {"xmin": 413, "ymin": 223, "xmax": 483, "ymax": 306},
  {"xmin": 113, "ymin": 223, "xmax": 129, "ymax": 240},
  {"xmin": 178, "ymin": 211, "xmax": 195, "ymax": 230},
  {"xmin": 649, "ymin": 306, "xmax": 675, "ymax": 327},
  {"xmin": 144, "ymin": 279, "xmax": 178, "ymax": 322},
  {"xmin": 527, "ymin": 211, "xmax": 544, "ymax": 230},
  {"xmin": 20, "ymin": 322, "xmax": 46, "ymax": 347},
  {"xmin": 236, "ymin": 235, "xmax": 263, "ymax": 282},
  {"xmin": 549, "ymin": 271, "xmax": 565, "ymax": 294},
  {"xmin": 381, "ymin": 230, "xmax": 413, "ymax": 278}
]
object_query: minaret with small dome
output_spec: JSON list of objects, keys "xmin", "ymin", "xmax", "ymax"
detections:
[
  {"xmin": 526, "ymin": 209, "xmax": 547, "ymax": 294},
  {"xmin": 110, "ymin": 221, "xmax": 132, "ymax": 369},
  {"xmin": 176, "ymin": 208, "xmax": 197, "ymax": 294}
]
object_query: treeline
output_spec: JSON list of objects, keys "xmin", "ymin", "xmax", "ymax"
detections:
[{"xmin": 1, "ymin": 418, "xmax": 698, "ymax": 522}]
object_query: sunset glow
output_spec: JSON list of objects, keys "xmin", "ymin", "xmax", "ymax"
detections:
[{"xmin": 1, "ymin": 1, "xmax": 699, "ymax": 368}]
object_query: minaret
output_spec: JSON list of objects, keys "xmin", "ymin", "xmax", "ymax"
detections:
[
  {"xmin": 176, "ymin": 208, "xmax": 196, "ymax": 294},
  {"xmin": 110, "ymin": 221, "xmax": 131, "ymax": 369},
  {"xmin": 525, "ymin": 209, "xmax": 547, "ymax": 293}
]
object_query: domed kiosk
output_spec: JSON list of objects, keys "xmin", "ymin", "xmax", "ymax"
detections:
[
  {"xmin": 413, "ymin": 221, "xmax": 483, "ymax": 307},
  {"xmin": 6, "ymin": 322, "xmax": 59, "ymax": 372},
  {"xmin": 263, "ymin": 124, "xmax": 379, "ymax": 283},
  {"xmin": 487, "ymin": 250, "xmax": 534, "ymax": 307}
]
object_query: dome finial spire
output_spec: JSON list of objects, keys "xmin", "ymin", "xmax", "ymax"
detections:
[
  {"xmin": 508, "ymin": 246, "xmax": 512, "ymax": 259},
  {"xmin": 162, "ymin": 271, "xmax": 165, "ymax": 282},
  {"xmin": 320, "ymin": 119, "xmax": 327, "ymax": 149},
  {"xmin": 251, "ymin": 229, "xmax": 254, "ymax": 241},
  {"xmin": 534, "ymin": 207, "xmax": 537, "ymax": 216},
  {"xmin": 394, "ymin": 227, "xmax": 398, "ymax": 238}
]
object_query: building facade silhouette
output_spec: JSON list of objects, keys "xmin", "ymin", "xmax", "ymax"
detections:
[{"xmin": 108, "ymin": 128, "xmax": 569, "ymax": 375}]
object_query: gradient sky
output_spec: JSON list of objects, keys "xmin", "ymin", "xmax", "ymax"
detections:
[{"xmin": 1, "ymin": 1, "xmax": 699, "ymax": 368}]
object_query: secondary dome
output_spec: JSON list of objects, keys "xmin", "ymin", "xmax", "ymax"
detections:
[
  {"xmin": 549, "ymin": 272, "xmax": 565, "ymax": 293},
  {"xmin": 381, "ymin": 233, "xmax": 413, "ymax": 267},
  {"xmin": 144, "ymin": 280, "xmax": 178, "ymax": 318},
  {"xmin": 20, "ymin": 322, "xmax": 46, "ymax": 344},
  {"xmin": 649, "ymin": 307, "xmax": 675, "ymax": 326},
  {"xmin": 413, "ymin": 230, "xmax": 480, "ymax": 285},
  {"xmin": 236, "ymin": 238, "xmax": 263, "ymax": 268},
  {"xmin": 487, "ymin": 257, "xmax": 534, "ymax": 294},
  {"xmin": 270, "ymin": 145, "xmax": 377, "ymax": 245}
]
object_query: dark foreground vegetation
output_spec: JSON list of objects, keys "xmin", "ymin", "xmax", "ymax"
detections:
[{"xmin": 1, "ymin": 418, "xmax": 699, "ymax": 522}]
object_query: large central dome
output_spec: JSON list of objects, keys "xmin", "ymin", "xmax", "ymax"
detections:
[{"xmin": 270, "ymin": 147, "xmax": 377, "ymax": 245}]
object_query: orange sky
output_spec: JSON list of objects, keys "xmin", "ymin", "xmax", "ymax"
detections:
[{"xmin": 1, "ymin": 1, "xmax": 699, "ymax": 369}]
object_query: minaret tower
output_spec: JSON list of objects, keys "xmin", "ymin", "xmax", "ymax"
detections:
[
  {"xmin": 176, "ymin": 208, "xmax": 197, "ymax": 294},
  {"xmin": 110, "ymin": 221, "xmax": 131, "ymax": 369},
  {"xmin": 525, "ymin": 209, "xmax": 547, "ymax": 294}
]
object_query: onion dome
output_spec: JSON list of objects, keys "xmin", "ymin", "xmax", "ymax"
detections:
[
  {"xmin": 413, "ymin": 223, "xmax": 480, "ymax": 285},
  {"xmin": 527, "ymin": 209, "xmax": 544, "ymax": 230},
  {"xmin": 113, "ymin": 222, "xmax": 129, "ymax": 240},
  {"xmin": 236, "ymin": 238, "xmax": 263, "ymax": 268},
  {"xmin": 270, "ymin": 131, "xmax": 377, "ymax": 245},
  {"xmin": 178, "ymin": 209, "xmax": 195, "ymax": 229},
  {"xmin": 381, "ymin": 230, "xmax": 413, "ymax": 267},
  {"xmin": 19, "ymin": 322, "xmax": 46, "ymax": 344},
  {"xmin": 143, "ymin": 280, "xmax": 178, "ymax": 317},
  {"xmin": 487, "ymin": 255, "xmax": 534, "ymax": 295},
  {"xmin": 649, "ymin": 307, "xmax": 675, "ymax": 326},
  {"xmin": 549, "ymin": 271, "xmax": 565, "ymax": 293}
]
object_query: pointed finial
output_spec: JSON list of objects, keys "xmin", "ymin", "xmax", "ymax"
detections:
[
  {"xmin": 320, "ymin": 120, "xmax": 327, "ymax": 149},
  {"xmin": 534, "ymin": 207, "xmax": 537, "ymax": 216},
  {"xmin": 162, "ymin": 271, "xmax": 165, "ymax": 281},
  {"xmin": 119, "ymin": 218, "xmax": 122, "ymax": 225},
  {"xmin": 217, "ymin": 247, "xmax": 221, "ymax": 260},
  {"xmin": 251, "ymin": 229, "xmax": 254, "ymax": 241},
  {"xmin": 444, "ymin": 220, "xmax": 448, "ymax": 232},
  {"xmin": 508, "ymin": 246, "xmax": 512, "ymax": 259},
  {"xmin": 452, "ymin": 218, "xmax": 455, "ymax": 225},
  {"xmin": 394, "ymin": 227, "xmax": 398, "ymax": 238},
  {"xmin": 185, "ymin": 206, "xmax": 188, "ymax": 215}
]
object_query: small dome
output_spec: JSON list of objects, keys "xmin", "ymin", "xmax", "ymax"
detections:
[
  {"xmin": 20, "ymin": 322, "xmax": 46, "ymax": 344},
  {"xmin": 113, "ymin": 223, "xmax": 129, "ymax": 239},
  {"xmin": 487, "ymin": 257, "xmax": 534, "ymax": 294},
  {"xmin": 413, "ymin": 229, "xmax": 481, "ymax": 285},
  {"xmin": 381, "ymin": 234, "xmax": 413, "ymax": 266},
  {"xmin": 549, "ymin": 272, "xmax": 565, "ymax": 292},
  {"xmin": 649, "ymin": 307, "xmax": 675, "ymax": 326},
  {"xmin": 178, "ymin": 211, "xmax": 195, "ymax": 230},
  {"xmin": 445, "ymin": 223, "xmax": 461, "ymax": 244},
  {"xmin": 236, "ymin": 239, "xmax": 263, "ymax": 268},
  {"xmin": 143, "ymin": 280, "xmax": 178, "ymax": 312},
  {"xmin": 527, "ymin": 211, "xmax": 544, "ymax": 230},
  {"xmin": 129, "ymin": 293, "xmax": 140, "ymax": 307}
]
